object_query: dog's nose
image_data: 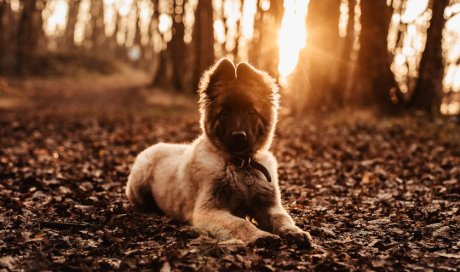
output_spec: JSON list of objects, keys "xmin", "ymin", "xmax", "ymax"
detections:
[{"xmin": 232, "ymin": 131, "xmax": 247, "ymax": 141}]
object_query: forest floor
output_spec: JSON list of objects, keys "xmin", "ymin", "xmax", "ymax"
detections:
[{"xmin": 1, "ymin": 73, "xmax": 460, "ymax": 271}]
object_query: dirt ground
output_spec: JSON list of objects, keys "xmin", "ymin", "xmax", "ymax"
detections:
[{"xmin": 1, "ymin": 75, "xmax": 459, "ymax": 271}]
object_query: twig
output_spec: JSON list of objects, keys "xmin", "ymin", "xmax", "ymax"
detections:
[{"xmin": 37, "ymin": 220, "xmax": 94, "ymax": 229}]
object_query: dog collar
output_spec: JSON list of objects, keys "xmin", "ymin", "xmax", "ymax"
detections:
[{"xmin": 230, "ymin": 156, "xmax": 272, "ymax": 183}]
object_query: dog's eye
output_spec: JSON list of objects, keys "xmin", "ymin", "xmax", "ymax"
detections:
[{"xmin": 248, "ymin": 109, "xmax": 256, "ymax": 115}]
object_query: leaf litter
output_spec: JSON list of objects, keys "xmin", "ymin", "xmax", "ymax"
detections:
[{"xmin": 1, "ymin": 84, "xmax": 460, "ymax": 271}]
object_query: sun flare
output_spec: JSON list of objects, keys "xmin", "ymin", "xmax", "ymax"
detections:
[
  {"xmin": 37, "ymin": 0, "xmax": 460, "ymax": 104},
  {"xmin": 277, "ymin": 0, "xmax": 309, "ymax": 85}
]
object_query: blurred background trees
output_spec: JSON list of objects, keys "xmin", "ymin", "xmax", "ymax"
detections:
[
  {"xmin": 0, "ymin": 0, "xmax": 460, "ymax": 115},
  {"xmin": 411, "ymin": 0, "xmax": 450, "ymax": 113}
]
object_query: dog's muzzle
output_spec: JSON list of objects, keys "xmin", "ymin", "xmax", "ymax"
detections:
[{"xmin": 230, "ymin": 131, "xmax": 250, "ymax": 153}]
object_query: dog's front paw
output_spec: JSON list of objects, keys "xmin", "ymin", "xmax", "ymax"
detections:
[
  {"xmin": 248, "ymin": 233, "xmax": 281, "ymax": 248},
  {"xmin": 279, "ymin": 226, "xmax": 313, "ymax": 249}
]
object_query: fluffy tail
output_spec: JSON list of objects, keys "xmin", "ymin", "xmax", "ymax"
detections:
[{"xmin": 126, "ymin": 148, "xmax": 163, "ymax": 213}]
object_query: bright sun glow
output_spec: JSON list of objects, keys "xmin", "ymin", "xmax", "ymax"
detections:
[
  {"xmin": 278, "ymin": 0, "xmax": 310, "ymax": 85},
  {"xmin": 33, "ymin": 0, "xmax": 460, "ymax": 107},
  {"xmin": 43, "ymin": 0, "xmax": 68, "ymax": 36}
]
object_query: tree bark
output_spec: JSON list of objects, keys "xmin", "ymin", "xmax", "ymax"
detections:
[
  {"xmin": 248, "ymin": 0, "xmax": 283, "ymax": 79},
  {"xmin": 191, "ymin": 0, "xmax": 215, "ymax": 91},
  {"xmin": 152, "ymin": 1, "xmax": 187, "ymax": 91},
  {"xmin": 333, "ymin": 0, "xmax": 356, "ymax": 107},
  {"xmin": 65, "ymin": 0, "xmax": 81, "ymax": 49},
  {"xmin": 262, "ymin": 0, "xmax": 283, "ymax": 79},
  {"xmin": 110, "ymin": 11, "xmax": 126, "ymax": 60},
  {"xmin": 1, "ymin": 2, "xmax": 18, "ymax": 74},
  {"xmin": 169, "ymin": 10, "xmax": 186, "ymax": 89},
  {"xmin": 353, "ymin": 0, "xmax": 398, "ymax": 110},
  {"xmin": 410, "ymin": 0, "xmax": 449, "ymax": 113},
  {"xmin": 153, "ymin": 20, "xmax": 185, "ymax": 90},
  {"xmin": 311, "ymin": 0, "xmax": 341, "ymax": 104},
  {"xmin": 249, "ymin": 0, "xmax": 263, "ymax": 66},
  {"xmin": 291, "ymin": 0, "xmax": 341, "ymax": 110},
  {"xmin": 0, "ymin": 1, "xmax": 6, "ymax": 71},
  {"xmin": 134, "ymin": 5, "xmax": 142, "ymax": 49},
  {"xmin": 231, "ymin": 2, "xmax": 242, "ymax": 63},
  {"xmin": 90, "ymin": 0, "xmax": 105, "ymax": 50},
  {"xmin": 16, "ymin": 0, "xmax": 38, "ymax": 75}
]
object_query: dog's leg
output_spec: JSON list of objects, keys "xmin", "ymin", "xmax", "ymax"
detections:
[
  {"xmin": 193, "ymin": 209, "xmax": 280, "ymax": 247},
  {"xmin": 253, "ymin": 205, "xmax": 313, "ymax": 249}
]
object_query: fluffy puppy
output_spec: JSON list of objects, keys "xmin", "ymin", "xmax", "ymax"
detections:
[{"xmin": 126, "ymin": 59, "xmax": 312, "ymax": 248}]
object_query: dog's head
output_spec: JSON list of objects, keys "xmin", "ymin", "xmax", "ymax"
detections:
[{"xmin": 198, "ymin": 58, "xmax": 279, "ymax": 156}]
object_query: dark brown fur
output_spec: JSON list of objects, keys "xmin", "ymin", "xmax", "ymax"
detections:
[
  {"xmin": 199, "ymin": 59, "xmax": 279, "ymax": 157},
  {"xmin": 127, "ymin": 59, "xmax": 313, "ymax": 248}
]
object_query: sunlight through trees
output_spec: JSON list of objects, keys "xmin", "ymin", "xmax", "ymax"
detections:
[{"xmin": 0, "ymin": 0, "xmax": 460, "ymax": 114}]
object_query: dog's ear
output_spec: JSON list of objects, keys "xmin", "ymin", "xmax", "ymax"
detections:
[
  {"xmin": 236, "ymin": 62, "xmax": 280, "ymax": 104},
  {"xmin": 198, "ymin": 58, "xmax": 235, "ymax": 100},
  {"xmin": 209, "ymin": 58, "xmax": 236, "ymax": 84},
  {"xmin": 236, "ymin": 62, "xmax": 260, "ymax": 82}
]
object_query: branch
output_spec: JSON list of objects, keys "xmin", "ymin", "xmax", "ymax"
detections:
[
  {"xmin": 447, "ymin": 10, "xmax": 460, "ymax": 20},
  {"xmin": 37, "ymin": 220, "xmax": 95, "ymax": 229}
]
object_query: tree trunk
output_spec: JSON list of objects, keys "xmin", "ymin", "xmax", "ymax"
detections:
[
  {"xmin": 0, "ymin": 1, "xmax": 6, "ymax": 72},
  {"xmin": 232, "ymin": 4, "xmax": 242, "ymax": 63},
  {"xmin": 248, "ymin": 0, "xmax": 283, "ymax": 79},
  {"xmin": 1, "ymin": 2, "xmax": 18, "ymax": 74},
  {"xmin": 191, "ymin": 0, "xmax": 215, "ymax": 91},
  {"xmin": 290, "ymin": 0, "xmax": 341, "ymax": 111},
  {"xmin": 110, "ymin": 11, "xmax": 126, "ymax": 60},
  {"xmin": 152, "ymin": 1, "xmax": 187, "ymax": 91},
  {"xmin": 90, "ymin": 0, "xmax": 105, "ymax": 50},
  {"xmin": 132, "ymin": 2, "xmax": 143, "ymax": 66},
  {"xmin": 333, "ymin": 0, "xmax": 356, "ymax": 107},
  {"xmin": 134, "ymin": 4, "xmax": 141, "ymax": 48},
  {"xmin": 308, "ymin": 0, "xmax": 341, "ymax": 107},
  {"xmin": 353, "ymin": 0, "xmax": 398, "ymax": 110},
  {"xmin": 65, "ymin": 0, "xmax": 81, "ymax": 49},
  {"xmin": 16, "ymin": 0, "xmax": 37, "ymax": 75},
  {"xmin": 262, "ymin": 0, "xmax": 284, "ymax": 79},
  {"xmin": 153, "ymin": 18, "xmax": 185, "ymax": 90},
  {"xmin": 169, "ymin": 10, "xmax": 186, "ymax": 89},
  {"xmin": 153, "ymin": 49, "xmax": 177, "ymax": 89},
  {"xmin": 249, "ymin": 0, "xmax": 263, "ymax": 66},
  {"xmin": 35, "ymin": 0, "xmax": 46, "ymax": 49},
  {"xmin": 410, "ymin": 0, "xmax": 449, "ymax": 114}
]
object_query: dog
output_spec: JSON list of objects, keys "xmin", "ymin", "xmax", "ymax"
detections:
[{"xmin": 126, "ymin": 59, "xmax": 312, "ymax": 248}]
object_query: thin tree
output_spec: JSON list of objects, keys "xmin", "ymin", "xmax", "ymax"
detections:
[
  {"xmin": 231, "ymin": 1, "xmax": 243, "ymax": 62},
  {"xmin": 16, "ymin": 0, "xmax": 39, "ymax": 75},
  {"xmin": 310, "ymin": 0, "xmax": 341, "ymax": 107},
  {"xmin": 249, "ymin": 0, "xmax": 263, "ymax": 66},
  {"xmin": 0, "ymin": 1, "xmax": 7, "ymax": 72},
  {"xmin": 191, "ymin": 0, "xmax": 215, "ymax": 90},
  {"xmin": 169, "ymin": 0, "xmax": 187, "ymax": 89},
  {"xmin": 152, "ymin": 0, "xmax": 187, "ymax": 91},
  {"xmin": 333, "ymin": 0, "xmax": 356, "ymax": 107},
  {"xmin": 110, "ymin": 10, "xmax": 125, "ymax": 59},
  {"xmin": 290, "ymin": 0, "xmax": 341, "ymax": 110},
  {"xmin": 132, "ymin": 1, "xmax": 143, "ymax": 66},
  {"xmin": 90, "ymin": 0, "xmax": 105, "ymax": 50},
  {"xmin": 410, "ymin": 0, "xmax": 450, "ymax": 113},
  {"xmin": 64, "ymin": 0, "xmax": 81, "ymax": 49},
  {"xmin": 1, "ymin": 1, "xmax": 18, "ymax": 74},
  {"xmin": 263, "ymin": 0, "xmax": 283, "ymax": 79},
  {"xmin": 353, "ymin": 0, "xmax": 398, "ymax": 110},
  {"xmin": 249, "ymin": 0, "xmax": 283, "ymax": 79}
]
